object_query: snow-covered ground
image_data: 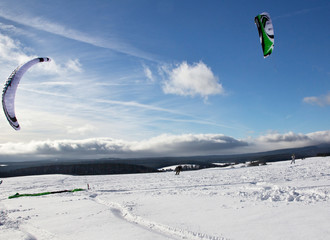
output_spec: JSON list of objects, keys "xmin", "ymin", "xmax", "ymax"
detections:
[{"xmin": 1, "ymin": 157, "xmax": 329, "ymax": 240}]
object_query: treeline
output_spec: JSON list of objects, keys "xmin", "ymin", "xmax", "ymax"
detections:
[
  {"xmin": 0, "ymin": 162, "xmax": 158, "ymax": 178},
  {"xmin": 316, "ymin": 152, "xmax": 330, "ymax": 157}
]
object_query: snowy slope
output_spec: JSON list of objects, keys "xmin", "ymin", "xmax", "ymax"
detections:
[{"xmin": 0, "ymin": 157, "xmax": 329, "ymax": 240}]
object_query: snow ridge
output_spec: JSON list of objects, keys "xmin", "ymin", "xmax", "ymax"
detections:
[{"xmin": 236, "ymin": 183, "xmax": 330, "ymax": 203}]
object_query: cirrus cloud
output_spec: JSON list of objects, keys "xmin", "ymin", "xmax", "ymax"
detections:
[{"xmin": 0, "ymin": 9, "xmax": 156, "ymax": 61}]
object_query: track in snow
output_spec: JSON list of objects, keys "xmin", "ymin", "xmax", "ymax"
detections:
[{"xmin": 92, "ymin": 194, "xmax": 227, "ymax": 240}]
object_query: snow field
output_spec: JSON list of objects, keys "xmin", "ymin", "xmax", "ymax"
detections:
[{"xmin": 0, "ymin": 157, "xmax": 329, "ymax": 240}]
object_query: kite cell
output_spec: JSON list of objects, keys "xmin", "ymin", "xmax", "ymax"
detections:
[
  {"xmin": 254, "ymin": 12, "xmax": 274, "ymax": 58},
  {"xmin": 2, "ymin": 57, "xmax": 51, "ymax": 130}
]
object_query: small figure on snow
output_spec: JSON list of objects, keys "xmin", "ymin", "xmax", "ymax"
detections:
[
  {"xmin": 291, "ymin": 154, "xmax": 295, "ymax": 164},
  {"xmin": 175, "ymin": 165, "xmax": 183, "ymax": 175}
]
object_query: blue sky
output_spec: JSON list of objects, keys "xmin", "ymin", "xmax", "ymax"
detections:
[{"xmin": 0, "ymin": 0, "xmax": 329, "ymax": 161}]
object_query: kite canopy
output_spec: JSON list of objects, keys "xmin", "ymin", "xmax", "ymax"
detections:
[
  {"xmin": 2, "ymin": 57, "xmax": 51, "ymax": 130},
  {"xmin": 8, "ymin": 188, "xmax": 84, "ymax": 199},
  {"xmin": 254, "ymin": 12, "xmax": 274, "ymax": 58}
]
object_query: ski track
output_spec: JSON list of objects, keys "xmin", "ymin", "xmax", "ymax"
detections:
[{"xmin": 92, "ymin": 194, "xmax": 227, "ymax": 240}]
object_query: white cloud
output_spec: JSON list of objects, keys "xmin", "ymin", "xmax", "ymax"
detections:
[
  {"xmin": 65, "ymin": 59, "xmax": 83, "ymax": 73},
  {"xmin": 0, "ymin": 134, "xmax": 247, "ymax": 160},
  {"xmin": 273, "ymin": 6, "xmax": 326, "ymax": 20},
  {"xmin": 162, "ymin": 61, "xmax": 224, "ymax": 99},
  {"xmin": 0, "ymin": 32, "xmax": 82, "ymax": 79},
  {"xmin": 93, "ymin": 98, "xmax": 187, "ymax": 116},
  {"xmin": 144, "ymin": 65, "xmax": 154, "ymax": 82},
  {"xmin": 252, "ymin": 130, "xmax": 330, "ymax": 152},
  {"xmin": 0, "ymin": 22, "xmax": 17, "ymax": 32},
  {"xmin": 66, "ymin": 124, "xmax": 97, "ymax": 135},
  {"xmin": 130, "ymin": 134, "xmax": 247, "ymax": 154},
  {"xmin": 40, "ymin": 81, "xmax": 74, "ymax": 86},
  {"xmin": 1, "ymin": 131, "xmax": 330, "ymax": 161},
  {"xmin": 303, "ymin": 93, "xmax": 330, "ymax": 106},
  {"xmin": 0, "ymin": 33, "xmax": 31, "ymax": 64},
  {"xmin": 0, "ymin": 22, "xmax": 35, "ymax": 39},
  {"xmin": 257, "ymin": 131, "xmax": 310, "ymax": 143}
]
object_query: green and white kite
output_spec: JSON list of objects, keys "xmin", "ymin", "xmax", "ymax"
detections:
[
  {"xmin": 8, "ymin": 188, "xmax": 84, "ymax": 199},
  {"xmin": 254, "ymin": 12, "xmax": 274, "ymax": 58}
]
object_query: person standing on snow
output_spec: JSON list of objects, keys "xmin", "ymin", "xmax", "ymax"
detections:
[
  {"xmin": 291, "ymin": 154, "xmax": 296, "ymax": 164},
  {"xmin": 175, "ymin": 165, "xmax": 183, "ymax": 175}
]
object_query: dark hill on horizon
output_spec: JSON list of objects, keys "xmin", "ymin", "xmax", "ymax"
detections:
[{"xmin": 1, "ymin": 143, "xmax": 329, "ymax": 178}]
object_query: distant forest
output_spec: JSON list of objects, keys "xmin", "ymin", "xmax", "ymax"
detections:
[{"xmin": 1, "ymin": 143, "xmax": 330, "ymax": 178}]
